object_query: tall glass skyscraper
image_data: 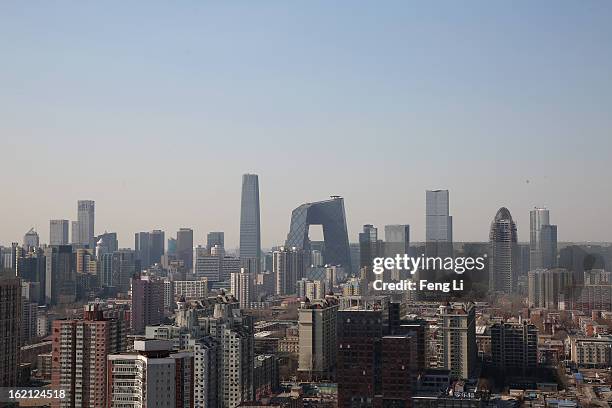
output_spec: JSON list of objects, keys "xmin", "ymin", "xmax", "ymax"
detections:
[
  {"xmin": 285, "ymin": 197, "xmax": 352, "ymax": 271},
  {"xmin": 176, "ymin": 228, "xmax": 194, "ymax": 271},
  {"xmin": 425, "ymin": 190, "xmax": 452, "ymax": 258},
  {"xmin": 207, "ymin": 231, "xmax": 225, "ymax": 250},
  {"xmin": 50, "ymin": 219, "xmax": 70, "ymax": 246},
  {"xmin": 489, "ymin": 207, "xmax": 518, "ymax": 294},
  {"xmin": 530, "ymin": 208, "xmax": 557, "ymax": 270},
  {"xmin": 77, "ymin": 200, "xmax": 95, "ymax": 249},
  {"xmin": 239, "ymin": 174, "xmax": 261, "ymax": 272},
  {"xmin": 425, "ymin": 190, "xmax": 452, "ymax": 242}
]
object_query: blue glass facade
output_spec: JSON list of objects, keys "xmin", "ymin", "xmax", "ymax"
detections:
[{"xmin": 285, "ymin": 197, "xmax": 351, "ymax": 272}]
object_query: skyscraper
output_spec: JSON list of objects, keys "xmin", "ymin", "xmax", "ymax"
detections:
[
  {"xmin": 50, "ymin": 220, "xmax": 70, "ymax": 245},
  {"xmin": 528, "ymin": 268, "xmax": 573, "ymax": 309},
  {"xmin": 207, "ymin": 231, "xmax": 225, "ymax": 250},
  {"xmin": 77, "ymin": 200, "xmax": 95, "ymax": 249},
  {"xmin": 384, "ymin": 224, "xmax": 410, "ymax": 255},
  {"xmin": 436, "ymin": 302, "xmax": 477, "ymax": 380},
  {"xmin": 150, "ymin": 230, "xmax": 165, "ymax": 265},
  {"xmin": 359, "ymin": 224, "xmax": 380, "ymax": 269},
  {"xmin": 530, "ymin": 207, "xmax": 558, "ymax": 270},
  {"xmin": 541, "ymin": 224, "xmax": 558, "ymax": 269},
  {"xmin": 0, "ymin": 275, "xmax": 21, "ymax": 387},
  {"xmin": 23, "ymin": 227, "xmax": 40, "ymax": 249},
  {"xmin": 134, "ymin": 232, "xmax": 151, "ymax": 269},
  {"xmin": 230, "ymin": 268, "xmax": 253, "ymax": 309},
  {"xmin": 71, "ymin": 221, "xmax": 79, "ymax": 245},
  {"xmin": 204, "ymin": 298, "xmax": 254, "ymax": 408},
  {"xmin": 298, "ymin": 297, "xmax": 338, "ymax": 380},
  {"xmin": 384, "ymin": 224, "xmax": 410, "ymax": 281},
  {"xmin": 51, "ymin": 303, "xmax": 127, "ymax": 407},
  {"xmin": 131, "ymin": 275, "xmax": 164, "ymax": 334},
  {"xmin": 239, "ymin": 174, "xmax": 261, "ymax": 272},
  {"xmin": 337, "ymin": 297, "xmax": 424, "ymax": 408},
  {"xmin": 286, "ymin": 196, "xmax": 352, "ymax": 271},
  {"xmin": 107, "ymin": 340, "xmax": 193, "ymax": 408},
  {"xmin": 489, "ymin": 207, "xmax": 518, "ymax": 294},
  {"xmin": 135, "ymin": 230, "xmax": 164, "ymax": 269},
  {"xmin": 188, "ymin": 336, "xmax": 218, "ymax": 408},
  {"xmin": 96, "ymin": 232, "xmax": 118, "ymax": 253},
  {"xmin": 45, "ymin": 245, "xmax": 75, "ymax": 305},
  {"xmin": 176, "ymin": 228, "xmax": 194, "ymax": 271},
  {"xmin": 167, "ymin": 237, "xmax": 177, "ymax": 256},
  {"xmin": 273, "ymin": 246, "xmax": 305, "ymax": 295},
  {"xmin": 426, "ymin": 190, "xmax": 452, "ymax": 243},
  {"xmin": 359, "ymin": 224, "xmax": 384, "ymax": 288},
  {"xmin": 491, "ymin": 320, "xmax": 538, "ymax": 375}
]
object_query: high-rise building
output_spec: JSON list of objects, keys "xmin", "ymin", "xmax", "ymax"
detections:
[
  {"xmin": 131, "ymin": 275, "xmax": 164, "ymax": 334},
  {"xmin": 253, "ymin": 355, "xmax": 279, "ymax": 400},
  {"xmin": 75, "ymin": 248, "xmax": 94, "ymax": 274},
  {"xmin": 337, "ymin": 296, "xmax": 424, "ymax": 408},
  {"xmin": 134, "ymin": 231, "xmax": 151, "ymax": 269},
  {"xmin": 45, "ymin": 245, "xmax": 75, "ymax": 305},
  {"xmin": 436, "ymin": 302, "xmax": 477, "ymax": 379},
  {"xmin": 207, "ymin": 231, "xmax": 225, "ymax": 250},
  {"xmin": 195, "ymin": 246, "xmax": 222, "ymax": 281},
  {"xmin": 426, "ymin": 189, "xmax": 452, "ymax": 245},
  {"xmin": 384, "ymin": 225, "xmax": 410, "ymax": 255},
  {"xmin": 77, "ymin": 200, "xmax": 95, "ymax": 249},
  {"xmin": 273, "ymin": 246, "xmax": 305, "ymax": 295},
  {"xmin": 491, "ymin": 320, "xmax": 538, "ymax": 375},
  {"xmin": 134, "ymin": 230, "xmax": 164, "ymax": 270},
  {"xmin": 231, "ymin": 268, "xmax": 253, "ymax": 309},
  {"xmin": 489, "ymin": 207, "xmax": 518, "ymax": 294},
  {"xmin": 384, "ymin": 224, "xmax": 410, "ymax": 281},
  {"xmin": 286, "ymin": 197, "xmax": 352, "ymax": 272},
  {"xmin": 71, "ymin": 221, "xmax": 79, "ymax": 245},
  {"xmin": 528, "ymin": 268, "xmax": 573, "ymax": 309},
  {"xmin": 349, "ymin": 243, "xmax": 361, "ymax": 276},
  {"xmin": 188, "ymin": 336, "xmax": 218, "ymax": 408},
  {"xmin": 21, "ymin": 299, "xmax": 38, "ymax": 345},
  {"xmin": 530, "ymin": 208, "xmax": 558, "ymax": 270},
  {"xmin": 541, "ymin": 224, "xmax": 558, "ymax": 269},
  {"xmin": 23, "ymin": 227, "xmax": 40, "ymax": 249},
  {"xmin": 115, "ymin": 249, "xmax": 136, "ymax": 292},
  {"xmin": 100, "ymin": 252, "xmax": 114, "ymax": 288},
  {"xmin": 203, "ymin": 298, "xmax": 254, "ymax": 408},
  {"xmin": 51, "ymin": 303, "xmax": 127, "ymax": 407},
  {"xmin": 359, "ymin": 224, "xmax": 382, "ymax": 268},
  {"xmin": 150, "ymin": 230, "xmax": 165, "ymax": 265},
  {"xmin": 107, "ymin": 339, "xmax": 194, "ymax": 408},
  {"xmin": 21, "ymin": 279, "xmax": 43, "ymax": 304},
  {"xmin": 298, "ymin": 297, "xmax": 338, "ymax": 380},
  {"xmin": 0, "ymin": 275, "xmax": 21, "ymax": 387},
  {"xmin": 240, "ymin": 174, "xmax": 261, "ymax": 272},
  {"xmin": 359, "ymin": 224, "xmax": 384, "ymax": 288},
  {"xmin": 177, "ymin": 228, "xmax": 194, "ymax": 271},
  {"xmin": 167, "ymin": 237, "xmax": 177, "ymax": 256},
  {"xmin": 50, "ymin": 220, "xmax": 70, "ymax": 245},
  {"xmin": 16, "ymin": 248, "xmax": 46, "ymax": 303},
  {"xmin": 96, "ymin": 232, "xmax": 118, "ymax": 253},
  {"xmin": 194, "ymin": 246, "xmax": 241, "ymax": 284},
  {"xmin": 305, "ymin": 280, "xmax": 326, "ymax": 300}
]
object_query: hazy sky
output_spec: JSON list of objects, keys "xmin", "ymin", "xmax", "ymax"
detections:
[{"xmin": 1, "ymin": 1, "xmax": 611, "ymax": 249}]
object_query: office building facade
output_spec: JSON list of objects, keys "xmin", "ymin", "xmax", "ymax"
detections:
[
  {"xmin": 240, "ymin": 174, "xmax": 261, "ymax": 272},
  {"xmin": 489, "ymin": 207, "xmax": 518, "ymax": 294}
]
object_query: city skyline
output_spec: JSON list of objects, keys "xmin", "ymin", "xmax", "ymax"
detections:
[
  {"xmin": 2, "ymin": 187, "xmax": 610, "ymax": 250},
  {"xmin": 3, "ymin": 3, "xmax": 612, "ymax": 406},
  {"xmin": 2, "ymin": 2, "xmax": 611, "ymax": 247}
]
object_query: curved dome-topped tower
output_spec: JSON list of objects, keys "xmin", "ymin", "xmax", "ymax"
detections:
[{"xmin": 489, "ymin": 207, "xmax": 518, "ymax": 294}]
